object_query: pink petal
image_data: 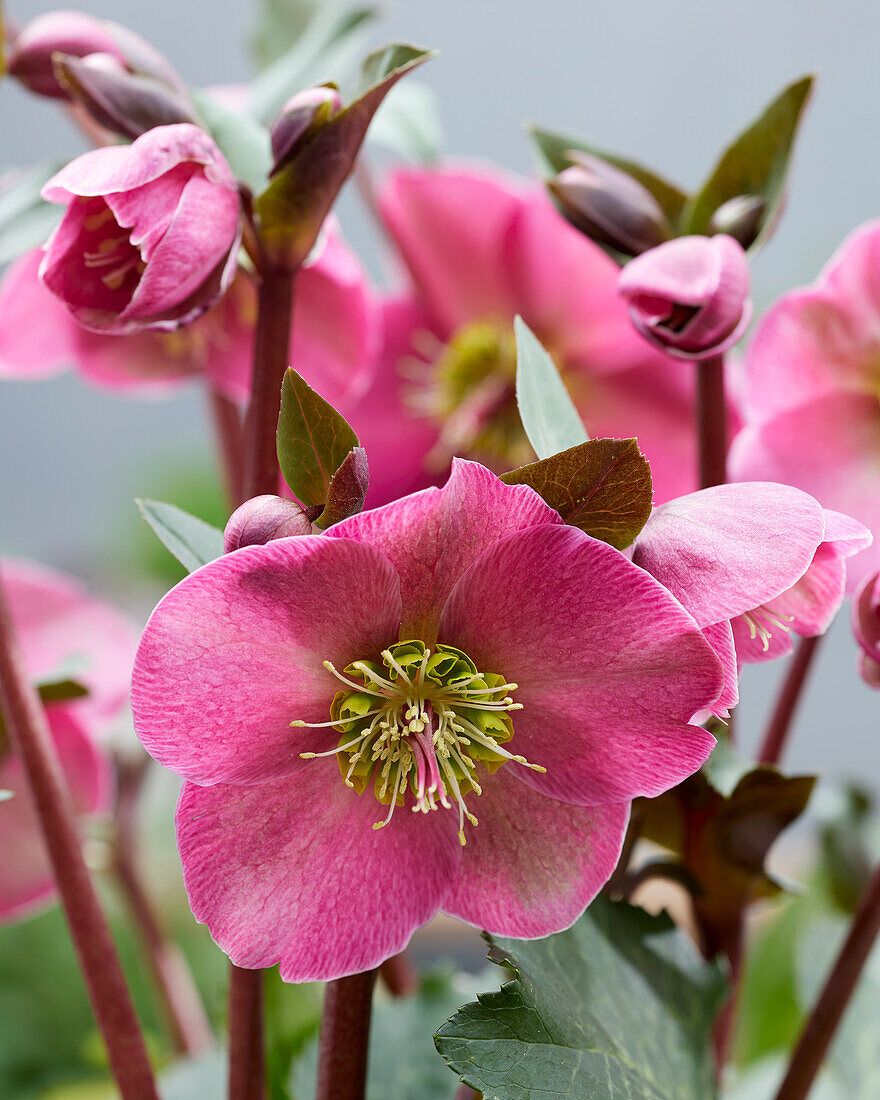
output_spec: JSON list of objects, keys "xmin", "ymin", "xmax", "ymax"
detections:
[
  {"xmin": 131, "ymin": 535, "xmax": 402, "ymax": 786},
  {"xmin": 0, "ymin": 251, "xmax": 80, "ymax": 379},
  {"xmin": 328, "ymin": 460, "xmax": 561, "ymax": 642},
  {"xmin": 176, "ymin": 758, "xmax": 461, "ymax": 981},
  {"xmin": 730, "ymin": 393, "xmax": 880, "ymax": 591},
  {"xmin": 0, "ymin": 706, "xmax": 111, "ymax": 923},
  {"xmin": 378, "ymin": 166, "xmax": 524, "ymax": 333},
  {"xmin": 443, "ymin": 768, "xmax": 629, "ymax": 937},
  {"xmin": 632, "ymin": 483, "xmax": 826, "ymax": 627},
  {"xmin": 2, "ymin": 557, "xmax": 137, "ymax": 727},
  {"xmin": 439, "ymin": 523, "xmax": 721, "ymax": 805},
  {"xmin": 702, "ymin": 619, "xmax": 739, "ymax": 715},
  {"xmin": 730, "ymin": 614, "xmax": 794, "ymax": 664},
  {"xmin": 105, "ymin": 161, "xmax": 199, "ymax": 261}
]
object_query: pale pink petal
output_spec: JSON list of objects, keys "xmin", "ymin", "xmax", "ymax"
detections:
[
  {"xmin": 328, "ymin": 460, "xmax": 561, "ymax": 642},
  {"xmin": 176, "ymin": 758, "xmax": 461, "ymax": 981},
  {"xmin": 730, "ymin": 394, "xmax": 880, "ymax": 591},
  {"xmin": 819, "ymin": 218, "xmax": 880, "ymax": 326},
  {"xmin": 0, "ymin": 707, "xmax": 111, "ymax": 923},
  {"xmin": 0, "ymin": 251, "xmax": 80, "ymax": 379},
  {"xmin": 439, "ymin": 523, "xmax": 720, "ymax": 805},
  {"xmin": 378, "ymin": 166, "xmax": 524, "ymax": 332},
  {"xmin": 2, "ymin": 558, "xmax": 137, "ymax": 727},
  {"xmin": 443, "ymin": 769, "xmax": 628, "ymax": 937},
  {"xmin": 632, "ymin": 483, "xmax": 826, "ymax": 627},
  {"xmin": 131, "ymin": 536, "xmax": 402, "ymax": 786}
]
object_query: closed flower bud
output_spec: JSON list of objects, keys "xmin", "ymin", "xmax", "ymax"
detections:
[
  {"xmin": 40, "ymin": 123, "xmax": 242, "ymax": 335},
  {"xmin": 548, "ymin": 153, "xmax": 672, "ymax": 257},
  {"xmin": 224, "ymin": 496, "xmax": 313, "ymax": 553},
  {"xmin": 618, "ymin": 234, "xmax": 752, "ymax": 360},
  {"xmin": 707, "ymin": 194, "xmax": 766, "ymax": 250},
  {"xmin": 269, "ymin": 86, "xmax": 342, "ymax": 177},
  {"xmin": 853, "ymin": 571, "xmax": 880, "ymax": 689}
]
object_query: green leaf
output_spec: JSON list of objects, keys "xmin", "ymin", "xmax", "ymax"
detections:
[
  {"xmin": 0, "ymin": 161, "xmax": 65, "ymax": 265},
  {"xmin": 682, "ymin": 75, "xmax": 814, "ymax": 248},
  {"xmin": 436, "ymin": 898, "xmax": 724, "ymax": 1100},
  {"xmin": 247, "ymin": 4, "xmax": 380, "ymax": 124},
  {"xmin": 136, "ymin": 499, "xmax": 224, "ymax": 574},
  {"xmin": 367, "ymin": 80, "xmax": 444, "ymax": 163},
  {"xmin": 255, "ymin": 42, "xmax": 433, "ymax": 266},
  {"xmin": 250, "ymin": 0, "xmax": 321, "ymax": 69},
  {"xmin": 501, "ymin": 437, "xmax": 653, "ymax": 549},
  {"xmin": 528, "ymin": 124, "xmax": 688, "ymax": 227},
  {"xmin": 190, "ymin": 89, "xmax": 272, "ymax": 195},
  {"xmin": 276, "ymin": 367, "xmax": 359, "ymax": 508},
  {"xmin": 513, "ymin": 316, "xmax": 588, "ymax": 461}
]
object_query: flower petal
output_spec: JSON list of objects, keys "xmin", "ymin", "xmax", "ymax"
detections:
[
  {"xmin": 176, "ymin": 758, "xmax": 461, "ymax": 981},
  {"xmin": 439, "ymin": 523, "xmax": 721, "ymax": 805},
  {"xmin": 632, "ymin": 483, "xmax": 826, "ymax": 627},
  {"xmin": 443, "ymin": 768, "xmax": 629, "ymax": 937},
  {"xmin": 328, "ymin": 460, "xmax": 561, "ymax": 642},
  {"xmin": 0, "ymin": 251, "xmax": 80, "ymax": 379}
]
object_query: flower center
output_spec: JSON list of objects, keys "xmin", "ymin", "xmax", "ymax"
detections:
[
  {"xmin": 741, "ymin": 605, "xmax": 795, "ymax": 652},
  {"xmin": 294, "ymin": 640, "xmax": 544, "ymax": 844}
]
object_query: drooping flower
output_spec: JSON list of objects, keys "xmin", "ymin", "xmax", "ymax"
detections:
[
  {"xmin": 347, "ymin": 165, "xmax": 736, "ymax": 507},
  {"xmin": 0, "ymin": 559, "xmax": 137, "ymax": 921},
  {"xmin": 730, "ymin": 219, "xmax": 880, "ymax": 589},
  {"xmin": 131, "ymin": 460, "xmax": 723, "ymax": 981},
  {"xmin": 39, "ymin": 123, "xmax": 242, "ymax": 335},
  {"xmin": 0, "ymin": 228, "xmax": 374, "ymax": 407},
  {"xmin": 632, "ymin": 483, "xmax": 871, "ymax": 712},
  {"xmin": 853, "ymin": 570, "xmax": 880, "ymax": 688},
  {"xmin": 618, "ymin": 234, "xmax": 752, "ymax": 360}
]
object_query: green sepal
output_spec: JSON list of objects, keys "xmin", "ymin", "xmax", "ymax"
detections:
[{"xmin": 514, "ymin": 315, "xmax": 588, "ymax": 461}]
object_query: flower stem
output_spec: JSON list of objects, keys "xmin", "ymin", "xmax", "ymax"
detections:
[
  {"xmin": 696, "ymin": 354, "xmax": 727, "ymax": 488},
  {"xmin": 0, "ymin": 572, "xmax": 159, "ymax": 1100},
  {"xmin": 228, "ymin": 966, "xmax": 265, "ymax": 1100},
  {"xmin": 241, "ymin": 263, "xmax": 297, "ymax": 500},
  {"xmin": 315, "ymin": 969, "xmax": 377, "ymax": 1100},
  {"xmin": 378, "ymin": 950, "xmax": 418, "ymax": 998},
  {"xmin": 758, "ymin": 636, "xmax": 822, "ymax": 766},
  {"xmin": 773, "ymin": 860, "xmax": 880, "ymax": 1100},
  {"xmin": 208, "ymin": 387, "xmax": 244, "ymax": 507}
]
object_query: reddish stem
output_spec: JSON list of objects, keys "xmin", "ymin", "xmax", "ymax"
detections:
[
  {"xmin": 0, "ymin": 573, "xmax": 158, "ymax": 1100},
  {"xmin": 455, "ymin": 1087, "xmax": 481, "ymax": 1100},
  {"xmin": 208, "ymin": 387, "xmax": 244, "ymax": 508},
  {"xmin": 774, "ymin": 861, "xmax": 880, "ymax": 1100},
  {"xmin": 228, "ymin": 966, "xmax": 265, "ymax": 1100},
  {"xmin": 758, "ymin": 636, "xmax": 822, "ymax": 766},
  {"xmin": 695, "ymin": 354, "xmax": 727, "ymax": 488},
  {"xmin": 315, "ymin": 969, "xmax": 377, "ymax": 1100},
  {"xmin": 378, "ymin": 950, "xmax": 418, "ymax": 998}
]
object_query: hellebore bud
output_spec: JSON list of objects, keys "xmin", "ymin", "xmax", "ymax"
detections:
[
  {"xmin": 548, "ymin": 152, "xmax": 672, "ymax": 257},
  {"xmin": 8, "ymin": 11, "xmax": 185, "ymax": 101},
  {"xmin": 618, "ymin": 234, "xmax": 752, "ymax": 360},
  {"xmin": 269, "ymin": 86, "xmax": 342, "ymax": 177},
  {"xmin": 40, "ymin": 123, "xmax": 242, "ymax": 335},
  {"xmin": 707, "ymin": 194, "xmax": 767, "ymax": 251},
  {"xmin": 224, "ymin": 496, "xmax": 313, "ymax": 553},
  {"xmin": 853, "ymin": 571, "xmax": 880, "ymax": 689}
]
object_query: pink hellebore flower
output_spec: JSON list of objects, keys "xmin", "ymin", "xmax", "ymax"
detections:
[
  {"xmin": 618, "ymin": 234, "xmax": 752, "ymax": 360},
  {"xmin": 730, "ymin": 219, "xmax": 880, "ymax": 589},
  {"xmin": 0, "ymin": 559, "xmax": 137, "ymax": 921},
  {"xmin": 131, "ymin": 461, "xmax": 723, "ymax": 981},
  {"xmin": 632, "ymin": 484, "xmax": 871, "ymax": 713},
  {"xmin": 348, "ymin": 166, "xmax": 730, "ymax": 508},
  {"xmin": 853, "ymin": 571, "xmax": 880, "ymax": 688},
  {"xmin": 0, "ymin": 230, "xmax": 373, "ymax": 406},
  {"xmin": 39, "ymin": 123, "xmax": 241, "ymax": 335}
]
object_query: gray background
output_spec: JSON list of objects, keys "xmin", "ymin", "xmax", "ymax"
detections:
[{"xmin": 1, "ymin": 0, "xmax": 878, "ymax": 779}]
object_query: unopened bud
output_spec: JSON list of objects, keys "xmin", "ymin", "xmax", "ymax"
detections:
[
  {"xmin": 548, "ymin": 152, "xmax": 672, "ymax": 257},
  {"xmin": 270, "ymin": 86, "xmax": 342, "ymax": 177},
  {"xmin": 853, "ymin": 571, "xmax": 880, "ymax": 689},
  {"xmin": 708, "ymin": 195, "xmax": 766, "ymax": 250},
  {"xmin": 224, "ymin": 496, "xmax": 313, "ymax": 554}
]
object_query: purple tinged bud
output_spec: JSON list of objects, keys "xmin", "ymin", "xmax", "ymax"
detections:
[
  {"xmin": 223, "ymin": 496, "xmax": 313, "ymax": 554},
  {"xmin": 618, "ymin": 234, "xmax": 752, "ymax": 360},
  {"xmin": 853, "ymin": 571, "xmax": 880, "ymax": 690},
  {"xmin": 269, "ymin": 86, "xmax": 342, "ymax": 177},
  {"xmin": 548, "ymin": 152, "xmax": 672, "ymax": 257},
  {"xmin": 707, "ymin": 194, "xmax": 767, "ymax": 250}
]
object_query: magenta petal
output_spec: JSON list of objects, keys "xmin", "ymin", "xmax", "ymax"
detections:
[
  {"xmin": 176, "ymin": 758, "xmax": 461, "ymax": 981},
  {"xmin": 702, "ymin": 619, "xmax": 739, "ymax": 716},
  {"xmin": 440, "ymin": 524, "xmax": 720, "ymax": 805},
  {"xmin": 633, "ymin": 483, "xmax": 826, "ymax": 627},
  {"xmin": 0, "ymin": 251, "xmax": 81, "ymax": 379},
  {"xmin": 328, "ymin": 460, "xmax": 561, "ymax": 641},
  {"xmin": 0, "ymin": 707, "xmax": 111, "ymax": 923},
  {"xmin": 131, "ymin": 536, "xmax": 402, "ymax": 785},
  {"xmin": 443, "ymin": 769, "xmax": 629, "ymax": 937},
  {"xmin": 853, "ymin": 570, "xmax": 880, "ymax": 656}
]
